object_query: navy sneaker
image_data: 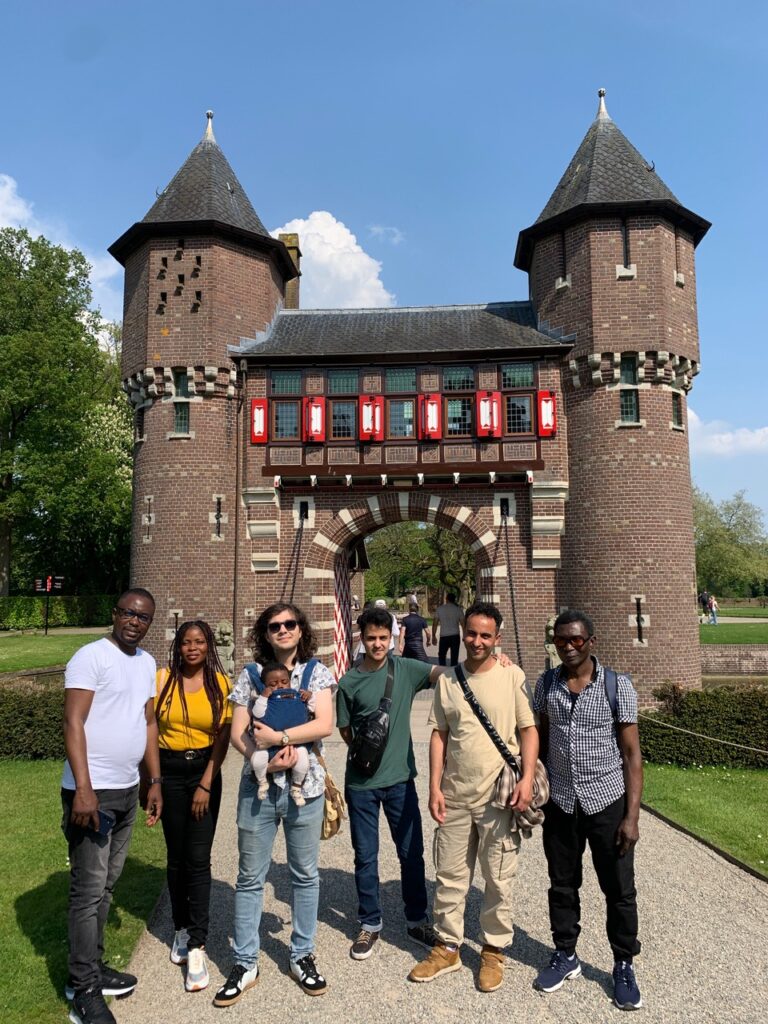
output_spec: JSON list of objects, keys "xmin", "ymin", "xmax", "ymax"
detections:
[
  {"xmin": 613, "ymin": 961, "xmax": 642, "ymax": 1010},
  {"xmin": 534, "ymin": 950, "xmax": 582, "ymax": 992}
]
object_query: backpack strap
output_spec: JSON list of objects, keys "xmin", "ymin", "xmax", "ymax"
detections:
[
  {"xmin": 300, "ymin": 657, "xmax": 319, "ymax": 692},
  {"xmin": 603, "ymin": 668, "xmax": 619, "ymax": 720},
  {"xmin": 244, "ymin": 662, "xmax": 263, "ymax": 693}
]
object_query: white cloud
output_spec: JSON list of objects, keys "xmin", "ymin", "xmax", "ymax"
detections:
[
  {"xmin": 369, "ymin": 224, "xmax": 405, "ymax": 246},
  {"xmin": 689, "ymin": 407, "xmax": 768, "ymax": 456},
  {"xmin": 0, "ymin": 172, "xmax": 122, "ymax": 322},
  {"xmin": 271, "ymin": 210, "xmax": 395, "ymax": 309}
]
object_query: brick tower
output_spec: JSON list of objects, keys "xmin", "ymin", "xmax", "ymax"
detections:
[
  {"xmin": 109, "ymin": 112, "xmax": 298, "ymax": 663},
  {"xmin": 515, "ymin": 90, "xmax": 710, "ymax": 697}
]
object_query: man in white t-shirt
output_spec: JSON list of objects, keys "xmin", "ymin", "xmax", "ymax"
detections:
[
  {"xmin": 62, "ymin": 588, "xmax": 162, "ymax": 1024},
  {"xmin": 431, "ymin": 594, "xmax": 465, "ymax": 666},
  {"xmin": 374, "ymin": 599, "xmax": 400, "ymax": 652}
]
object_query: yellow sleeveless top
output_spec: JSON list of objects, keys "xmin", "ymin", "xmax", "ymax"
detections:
[{"xmin": 155, "ymin": 669, "xmax": 232, "ymax": 750}]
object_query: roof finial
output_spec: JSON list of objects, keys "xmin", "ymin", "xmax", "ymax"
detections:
[
  {"xmin": 596, "ymin": 88, "xmax": 609, "ymax": 120},
  {"xmin": 204, "ymin": 110, "xmax": 216, "ymax": 142}
]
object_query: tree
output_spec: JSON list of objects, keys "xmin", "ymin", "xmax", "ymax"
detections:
[
  {"xmin": 0, "ymin": 229, "xmax": 128, "ymax": 594},
  {"xmin": 363, "ymin": 522, "xmax": 477, "ymax": 605},
  {"xmin": 693, "ymin": 487, "xmax": 768, "ymax": 598}
]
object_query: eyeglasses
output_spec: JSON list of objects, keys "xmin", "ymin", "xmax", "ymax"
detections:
[
  {"xmin": 114, "ymin": 606, "xmax": 153, "ymax": 625},
  {"xmin": 553, "ymin": 635, "xmax": 591, "ymax": 650},
  {"xmin": 267, "ymin": 619, "xmax": 299, "ymax": 635}
]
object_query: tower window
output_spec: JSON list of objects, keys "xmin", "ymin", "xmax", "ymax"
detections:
[
  {"xmin": 173, "ymin": 371, "xmax": 190, "ymax": 397},
  {"xmin": 619, "ymin": 389, "xmax": 640, "ymax": 424},
  {"xmin": 672, "ymin": 392, "xmax": 683, "ymax": 428},
  {"xmin": 174, "ymin": 402, "xmax": 190, "ymax": 434},
  {"xmin": 620, "ymin": 355, "xmax": 638, "ymax": 385},
  {"xmin": 135, "ymin": 407, "xmax": 145, "ymax": 441},
  {"xmin": 621, "ymin": 220, "xmax": 631, "ymax": 268}
]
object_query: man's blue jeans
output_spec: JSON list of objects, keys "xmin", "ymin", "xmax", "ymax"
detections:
[
  {"xmin": 233, "ymin": 772, "xmax": 323, "ymax": 968},
  {"xmin": 345, "ymin": 778, "xmax": 428, "ymax": 930}
]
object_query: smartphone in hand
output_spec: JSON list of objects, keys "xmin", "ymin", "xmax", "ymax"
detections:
[{"xmin": 95, "ymin": 810, "xmax": 116, "ymax": 836}]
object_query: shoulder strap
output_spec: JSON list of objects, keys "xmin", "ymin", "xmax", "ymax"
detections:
[
  {"xmin": 603, "ymin": 668, "xmax": 618, "ymax": 720},
  {"xmin": 244, "ymin": 662, "xmax": 262, "ymax": 692},
  {"xmin": 300, "ymin": 657, "xmax": 318, "ymax": 692},
  {"xmin": 542, "ymin": 667, "xmax": 557, "ymax": 706},
  {"xmin": 455, "ymin": 663, "xmax": 517, "ymax": 772},
  {"xmin": 381, "ymin": 655, "xmax": 395, "ymax": 705}
]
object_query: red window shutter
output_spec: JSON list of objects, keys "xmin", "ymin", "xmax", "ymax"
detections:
[
  {"xmin": 250, "ymin": 398, "xmax": 268, "ymax": 443},
  {"xmin": 537, "ymin": 390, "xmax": 557, "ymax": 437},
  {"xmin": 302, "ymin": 396, "xmax": 326, "ymax": 442},
  {"xmin": 418, "ymin": 393, "xmax": 442, "ymax": 439},
  {"xmin": 476, "ymin": 390, "xmax": 502, "ymax": 438},
  {"xmin": 359, "ymin": 396, "xmax": 384, "ymax": 441}
]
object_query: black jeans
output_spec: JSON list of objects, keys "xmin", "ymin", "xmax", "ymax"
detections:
[
  {"xmin": 542, "ymin": 795, "xmax": 641, "ymax": 961},
  {"xmin": 62, "ymin": 785, "xmax": 138, "ymax": 991},
  {"xmin": 159, "ymin": 749, "xmax": 222, "ymax": 949},
  {"xmin": 438, "ymin": 634, "xmax": 460, "ymax": 666}
]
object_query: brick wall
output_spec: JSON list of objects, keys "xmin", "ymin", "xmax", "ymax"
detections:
[{"xmin": 701, "ymin": 645, "xmax": 768, "ymax": 676}]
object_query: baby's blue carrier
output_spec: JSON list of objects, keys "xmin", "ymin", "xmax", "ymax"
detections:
[{"xmin": 244, "ymin": 658, "xmax": 318, "ymax": 757}]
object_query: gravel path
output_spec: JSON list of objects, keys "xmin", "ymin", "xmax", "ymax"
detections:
[{"xmin": 116, "ymin": 741, "xmax": 768, "ymax": 1024}]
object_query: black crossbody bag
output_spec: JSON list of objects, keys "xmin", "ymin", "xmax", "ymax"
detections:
[{"xmin": 348, "ymin": 656, "xmax": 395, "ymax": 777}]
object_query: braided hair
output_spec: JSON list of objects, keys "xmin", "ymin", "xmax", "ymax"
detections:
[{"xmin": 157, "ymin": 620, "xmax": 227, "ymax": 736}]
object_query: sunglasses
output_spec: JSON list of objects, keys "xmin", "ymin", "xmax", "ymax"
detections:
[
  {"xmin": 267, "ymin": 619, "xmax": 299, "ymax": 635},
  {"xmin": 114, "ymin": 606, "xmax": 153, "ymax": 625},
  {"xmin": 553, "ymin": 635, "xmax": 591, "ymax": 650}
]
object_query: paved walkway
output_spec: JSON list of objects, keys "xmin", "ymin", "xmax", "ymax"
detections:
[{"xmin": 117, "ymin": 698, "xmax": 768, "ymax": 1024}]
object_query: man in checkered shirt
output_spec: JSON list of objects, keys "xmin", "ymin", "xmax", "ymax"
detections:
[{"xmin": 532, "ymin": 609, "xmax": 644, "ymax": 1012}]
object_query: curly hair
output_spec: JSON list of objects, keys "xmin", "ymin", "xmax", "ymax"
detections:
[
  {"xmin": 157, "ymin": 620, "xmax": 227, "ymax": 736},
  {"xmin": 247, "ymin": 602, "xmax": 318, "ymax": 665}
]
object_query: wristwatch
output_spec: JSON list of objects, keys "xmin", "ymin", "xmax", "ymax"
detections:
[{"xmin": 280, "ymin": 732, "xmax": 291, "ymax": 746}]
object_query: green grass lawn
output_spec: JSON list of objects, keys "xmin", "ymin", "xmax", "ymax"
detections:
[
  {"xmin": 699, "ymin": 622, "xmax": 768, "ymax": 644},
  {"xmin": 0, "ymin": 631, "xmax": 107, "ymax": 673},
  {"xmin": 643, "ymin": 763, "xmax": 768, "ymax": 877},
  {"xmin": 720, "ymin": 606, "xmax": 768, "ymax": 618},
  {"xmin": 0, "ymin": 761, "xmax": 166, "ymax": 1024}
]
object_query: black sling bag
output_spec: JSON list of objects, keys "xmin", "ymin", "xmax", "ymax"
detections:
[{"xmin": 348, "ymin": 656, "xmax": 395, "ymax": 778}]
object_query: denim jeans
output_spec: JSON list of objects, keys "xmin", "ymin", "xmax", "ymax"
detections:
[
  {"xmin": 159, "ymin": 748, "xmax": 222, "ymax": 950},
  {"xmin": 233, "ymin": 772, "xmax": 323, "ymax": 968},
  {"xmin": 345, "ymin": 778, "xmax": 428, "ymax": 930},
  {"xmin": 61, "ymin": 785, "xmax": 138, "ymax": 990},
  {"xmin": 542, "ymin": 795, "xmax": 641, "ymax": 961}
]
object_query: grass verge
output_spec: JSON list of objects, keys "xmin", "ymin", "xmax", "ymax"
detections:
[
  {"xmin": 720, "ymin": 607, "xmax": 768, "ymax": 618},
  {"xmin": 0, "ymin": 631, "xmax": 107, "ymax": 674},
  {"xmin": 0, "ymin": 761, "xmax": 166, "ymax": 1024},
  {"xmin": 642, "ymin": 763, "xmax": 768, "ymax": 877},
  {"xmin": 699, "ymin": 622, "xmax": 768, "ymax": 644}
]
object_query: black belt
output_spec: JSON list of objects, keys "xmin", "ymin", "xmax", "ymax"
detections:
[{"xmin": 160, "ymin": 746, "xmax": 213, "ymax": 761}]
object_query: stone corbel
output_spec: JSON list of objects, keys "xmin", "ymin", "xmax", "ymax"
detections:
[
  {"xmin": 568, "ymin": 358, "xmax": 581, "ymax": 389},
  {"xmin": 205, "ymin": 366, "xmax": 217, "ymax": 395},
  {"xmin": 588, "ymin": 352, "xmax": 602, "ymax": 386}
]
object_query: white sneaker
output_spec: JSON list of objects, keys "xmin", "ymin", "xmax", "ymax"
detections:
[
  {"xmin": 290, "ymin": 785, "xmax": 306, "ymax": 807},
  {"xmin": 170, "ymin": 928, "xmax": 189, "ymax": 965},
  {"xmin": 185, "ymin": 948, "xmax": 209, "ymax": 992}
]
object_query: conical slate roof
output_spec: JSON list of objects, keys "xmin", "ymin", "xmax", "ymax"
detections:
[
  {"xmin": 515, "ymin": 91, "xmax": 709, "ymax": 270},
  {"xmin": 140, "ymin": 112, "xmax": 270, "ymax": 237},
  {"xmin": 110, "ymin": 113, "xmax": 296, "ymax": 279}
]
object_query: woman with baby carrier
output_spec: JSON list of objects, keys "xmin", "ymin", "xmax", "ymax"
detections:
[
  {"xmin": 213, "ymin": 602, "xmax": 336, "ymax": 1006},
  {"xmin": 155, "ymin": 619, "xmax": 232, "ymax": 993}
]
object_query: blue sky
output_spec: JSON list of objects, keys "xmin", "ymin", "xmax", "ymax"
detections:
[{"xmin": 2, "ymin": 1, "xmax": 766, "ymax": 519}]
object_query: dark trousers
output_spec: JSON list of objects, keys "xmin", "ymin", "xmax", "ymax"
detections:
[
  {"xmin": 438, "ymin": 634, "xmax": 460, "ymax": 666},
  {"xmin": 62, "ymin": 785, "xmax": 138, "ymax": 990},
  {"xmin": 542, "ymin": 795, "xmax": 641, "ymax": 962},
  {"xmin": 345, "ymin": 779, "xmax": 428, "ymax": 929},
  {"xmin": 159, "ymin": 750, "xmax": 222, "ymax": 949}
]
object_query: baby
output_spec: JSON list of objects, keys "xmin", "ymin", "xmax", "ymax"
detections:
[{"xmin": 249, "ymin": 661, "xmax": 316, "ymax": 806}]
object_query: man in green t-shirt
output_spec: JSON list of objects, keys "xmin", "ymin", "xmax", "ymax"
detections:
[{"xmin": 337, "ymin": 607, "xmax": 442, "ymax": 962}]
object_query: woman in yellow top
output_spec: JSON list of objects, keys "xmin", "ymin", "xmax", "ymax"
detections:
[{"xmin": 155, "ymin": 620, "xmax": 232, "ymax": 993}]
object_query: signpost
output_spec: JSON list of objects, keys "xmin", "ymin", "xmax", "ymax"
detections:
[{"xmin": 34, "ymin": 575, "xmax": 65, "ymax": 635}]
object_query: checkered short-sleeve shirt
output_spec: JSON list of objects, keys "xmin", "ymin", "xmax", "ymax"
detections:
[{"xmin": 533, "ymin": 657, "xmax": 637, "ymax": 815}]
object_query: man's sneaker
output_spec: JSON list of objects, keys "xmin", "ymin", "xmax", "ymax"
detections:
[
  {"xmin": 406, "ymin": 921, "xmax": 438, "ymax": 949},
  {"xmin": 350, "ymin": 928, "xmax": 379, "ymax": 960},
  {"xmin": 534, "ymin": 950, "xmax": 582, "ymax": 992},
  {"xmin": 613, "ymin": 961, "xmax": 642, "ymax": 1010},
  {"xmin": 185, "ymin": 947, "xmax": 209, "ymax": 992},
  {"xmin": 170, "ymin": 927, "xmax": 190, "ymax": 964},
  {"xmin": 408, "ymin": 943, "xmax": 461, "ymax": 983},
  {"xmin": 289, "ymin": 953, "xmax": 327, "ymax": 996},
  {"xmin": 212, "ymin": 963, "xmax": 259, "ymax": 1007},
  {"xmin": 68, "ymin": 987, "xmax": 116, "ymax": 1024},
  {"xmin": 478, "ymin": 945, "xmax": 505, "ymax": 992},
  {"xmin": 65, "ymin": 963, "xmax": 137, "ymax": 1001}
]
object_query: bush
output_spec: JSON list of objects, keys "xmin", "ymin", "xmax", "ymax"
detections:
[
  {"xmin": 0, "ymin": 674, "xmax": 66, "ymax": 759},
  {"xmin": 0, "ymin": 595, "xmax": 114, "ymax": 631},
  {"xmin": 640, "ymin": 683, "xmax": 768, "ymax": 769}
]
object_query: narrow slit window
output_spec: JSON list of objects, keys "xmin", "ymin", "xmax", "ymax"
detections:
[
  {"xmin": 174, "ymin": 402, "xmax": 190, "ymax": 434},
  {"xmin": 621, "ymin": 220, "xmax": 631, "ymax": 268},
  {"xmin": 672, "ymin": 392, "xmax": 683, "ymax": 428}
]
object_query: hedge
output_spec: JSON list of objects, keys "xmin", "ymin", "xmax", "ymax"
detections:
[
  {"xmin": 0, "ymin": 674, "xmax": 66, "ymax": 759},
  {"xmin": 0, "ymin": 595, "xmax": 114, "ymax": 631},
  {"xmin": 640, "ymin": 683, "xmax": 768, "ymax": 769}
]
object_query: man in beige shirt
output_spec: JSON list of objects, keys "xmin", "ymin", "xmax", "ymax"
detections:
[{"xmin": 408, "ymin": 601, "xmax": 538, "ymax": 993}]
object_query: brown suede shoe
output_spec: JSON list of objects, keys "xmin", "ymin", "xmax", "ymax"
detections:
[
  {"xmin": 408, "ymin": 943, "xmax": 461, "ymax": 983},
  {"xmin": 478, "ymin": 945, "xmax": 505, "ymax": 992}
]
